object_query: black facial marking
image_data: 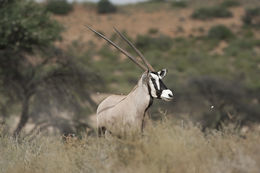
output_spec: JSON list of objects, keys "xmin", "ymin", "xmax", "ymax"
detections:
[
  {"xmin": 151, "ymin": 78, "xmax": 158, "ymax": 90},
  {"xmin": 151, "ymin": 78, "xmax": 160, "ymax": 98},
  {"xmin": 150, "ymin": 78, "xmax": 160, "ymax": 98},
  {"xmin": 159, "ymin": 80, "xmax": 167, "ymax": 90}
]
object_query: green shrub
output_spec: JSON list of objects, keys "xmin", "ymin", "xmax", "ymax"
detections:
[
  {"xmin": 135, "ymin": 34, "xmax": 173, "ymax": 51},
  {"xmin": 220, "ymin": 0, "xmax": 240, "ymax": 8},
  {"xmin": 242, "ymin": 7, "xmax": 260, "ymax": 27},
  {"xmin": 172, "ymin": 1, "xmax": 188, "ymax": 8},
  {"xmin": 208, "ymin": 25, "xmax": 234, "ymax": 40},
  {"xmin": 97, "ymin": 0, "xmax": 117, "ymax": 14},
  {"xmin": 46, "ymin": 0, "xmax": 73, "ymax": 15},
  {"xmin": 148, "ymin": 28, "xmax": 159, "ymax": 35},
  {"xmin": 191, "ymin": 6, "xmax": 233, "ymax": 20}
]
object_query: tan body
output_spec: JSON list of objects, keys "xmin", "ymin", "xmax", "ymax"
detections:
[{"xmin": 97, "ymin": 74, "xmax": 151, "ymax": 135}]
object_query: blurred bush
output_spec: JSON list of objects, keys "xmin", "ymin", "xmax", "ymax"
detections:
[
  {"xmin": 45, "ymin": 0, "xmax": 73, "ymax": 15},
  {"xmin": 147, "ymin": 28, "xmax": 159, "ymax": 35},
  {"xmin": 208, "ymin": 25, "xmax": 234, "ymax": 40},
  {"xmin": 225, "ymin": 38, "xmax": 260, "ymax": 56},
  {"xmin": 135, "ymin": 34, "xmax": 173, "ymax": 51},
  {"xmin": 193, "ymin": 77, "xmax": 259, "ymax": 130},
  {"xmin": 189, "ymin": 76, "xmax": 247, "ymax": 129},
  {"xmin": 242, "ymin": 7, "xmax": 260, "ymax": 28},
  {"xmin": 171, "ymin": 1, "xmax": 188, "ymax": 8},
  {"xmin": 97, "ymin": 0, "xmax": 117, "ymax": 14},
  {"xmin": 191, "ymin": 6, "xmax": 233, "ymax": 20},
  {"xmin": 220, "ymin": 0, "xmax": 240, "ymax": 8},
  {"xmin": 150, "ymin": 0, "xmax": 167, "ymax": 2}
]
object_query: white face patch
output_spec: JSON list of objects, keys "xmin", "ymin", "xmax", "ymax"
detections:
[
  {"xmin": 161, "ymin": 89, "xmax": 173, "ymax": 101},
  {"xmin": 149, "ymin": 79, "xmax": 157, "ymax": 98},
  {"xmin": 150, "ymin": 73, "xmax": 160, "ymax": 90}
]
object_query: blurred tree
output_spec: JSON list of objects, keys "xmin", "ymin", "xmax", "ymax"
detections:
[
  {"xmin": 97, "ymin": 0, "xmax": 117, "ymax": 14},
  {"xmin": 45, "ymin": 0, "xmax": 73, "ymax": 15},
  {"xmin": 0, "ymin": 0, "xmax": 99, "ymax": 135},
  {"xmin": 0, "ymin": 0, "xmax": 62, "ymax": 51}
]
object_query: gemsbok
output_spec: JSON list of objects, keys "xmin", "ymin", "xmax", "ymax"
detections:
[{"xmin": 87, "ymin": 26, "xmax": 173, "ymax": 136}]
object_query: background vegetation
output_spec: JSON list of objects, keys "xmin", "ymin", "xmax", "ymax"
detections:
[
  {"xmin": 0, "ymin": 0, "xmax": 100, "ymax": 135},
  {"xmin": 191, "ymin": 6, "xmax": 233, "ymax": 20},
  {"xmin": 45, "ymin": 0, "xmax": 73, "ymax": 15},
  {"xmin": 97, "ymin": 0, "xmax": 117, "ymax": 14}
]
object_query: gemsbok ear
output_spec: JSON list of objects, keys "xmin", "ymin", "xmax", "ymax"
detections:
[{"xmin": 158, "ymin": 69, "xmax": 167, "ymax": 79}]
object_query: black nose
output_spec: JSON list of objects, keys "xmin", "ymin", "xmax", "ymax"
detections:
[{"xmin": 168, "ymin": 94, "xmax": 173, "ymax": 97}]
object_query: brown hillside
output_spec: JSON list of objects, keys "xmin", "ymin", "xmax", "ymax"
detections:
[{"xmin": 54, "ymin": 4, "xmax": 245, "ymax": 48}]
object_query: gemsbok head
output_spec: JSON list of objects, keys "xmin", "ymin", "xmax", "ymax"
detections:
[{"xmin": 87, "ymin": 26, "xmax": 173, "ymax": 136}]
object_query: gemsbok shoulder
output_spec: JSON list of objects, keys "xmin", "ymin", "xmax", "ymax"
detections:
[{"xmin": 87, "ymin": 26, "xmax": 173, "ymax": 136}]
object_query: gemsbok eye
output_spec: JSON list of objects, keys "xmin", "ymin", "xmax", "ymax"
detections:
[{"xmin": 87, "ymin": 26, "xmax": 173, "ymax": 137}]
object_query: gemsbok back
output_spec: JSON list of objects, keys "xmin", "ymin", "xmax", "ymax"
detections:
[{"xmin": 87, "ymin": 26, "xmax": 173, "ymax": 137}]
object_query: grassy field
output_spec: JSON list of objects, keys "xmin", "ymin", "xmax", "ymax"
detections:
[{"xmin": 1, "ymin": 119, "xmax": 260, "ymax": 173}]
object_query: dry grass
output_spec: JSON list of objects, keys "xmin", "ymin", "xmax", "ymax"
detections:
[{"xmin": 1, "ymin": 119, "xmax": 260, "ymax": 173}]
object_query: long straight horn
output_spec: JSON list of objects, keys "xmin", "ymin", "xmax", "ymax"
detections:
[
  {"xmin": 114, "ymin": 27, "xmax": 155, "ymax": 72},
  {"xmin": 86, "ymin": 25, "xmax": 147, "ymax": 71}
]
